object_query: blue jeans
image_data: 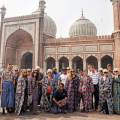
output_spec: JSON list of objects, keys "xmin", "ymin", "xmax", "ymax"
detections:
[{"xmin": 1, "ymin": 80, "xmax": 15, "ymax": 108}]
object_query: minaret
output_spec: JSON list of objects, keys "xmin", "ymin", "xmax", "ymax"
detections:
[
  {"xmin": 0, "ymin": 5, "xmax": 6, "ymax": 57},
  {"xmin": 38, "ymin": 0, "xmax": 46, "ymax": 68},
  {"xmin": 111, "ymin": 0, "xmax": 120, "ymax": 31},
  {"xmin": 110, "ymin": 0, "xmax": 120, "ymax": 68}
]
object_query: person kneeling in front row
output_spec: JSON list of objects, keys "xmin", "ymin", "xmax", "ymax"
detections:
[{"xmin": 52, "ymin": 83, "xmax": 67, "ymax": 114}]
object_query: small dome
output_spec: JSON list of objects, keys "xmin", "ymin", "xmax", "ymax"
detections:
[
  {"xmin": 33, "ymin": 11, "xmax": 57, "ymax": 38},
  {"xmin": 69, "ymin": 15, "xmax": 97, "ymax": 37}
]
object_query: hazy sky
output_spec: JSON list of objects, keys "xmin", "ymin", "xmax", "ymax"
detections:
[{"xmin": 0, "ymin": 0, "xmax": 114, "ymax": 38}]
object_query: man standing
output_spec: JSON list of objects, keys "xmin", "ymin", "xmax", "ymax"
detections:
[
  {"xmin": 107, "ymin": 64, "xmax": 113, "ymax": 77},
  {"xmin": 52, "ymin": 68, "xmax": 60, "ymax": 92},
  {"xmin": 35, "ymin": 66, "xmax": 44, "ymax": 106},
  {"xmin": 59, "ymin": 68, "xmax": 67, "ymax": 85},
  {"xmin": 89, "ymin": 66, "xmax": 99, "ymax": 111},
  {"xmin": 13, "ymin": 67, "xmax": 20, "ymax": 93}
]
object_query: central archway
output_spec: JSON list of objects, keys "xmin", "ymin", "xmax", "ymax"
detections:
[
  {"xmin": 21, "ymin": 52, "xmax": 33, "ymax": 69},
  {"xmin": 5, "ymin": 29, "xmax": 33, "ymax": 67}
]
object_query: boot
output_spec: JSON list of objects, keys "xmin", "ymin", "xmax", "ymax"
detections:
[{"xmin": 2, "ymin": 108, "xmax": 5, "ymax": 115}]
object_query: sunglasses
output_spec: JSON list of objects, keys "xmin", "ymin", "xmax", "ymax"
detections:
[
  {"xmin": 23, "ymin": 72, "xmax": 27, "ymax": 73},
  {"xmin": 34, "ymin": 71, "xmax": 38, "ymax": 73},
  {"xmin": 104, "ymin": 72, "xmax": 108, "ymax": 74}
]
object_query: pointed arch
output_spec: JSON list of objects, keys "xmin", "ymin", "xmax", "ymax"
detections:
[
  {"xmin": 46, "ymin": 57, "xmax": 56, "ymax": 70},
  {"xmin": 21, "ymin": 52, "xmax": 33, "ymax": 69},
  {"xmin": 59, "ymin": 57, "xmax": 69, "ymax": 71},
  {"xmin": 72, "ymin": 56, "xmax": 83, "ymax": 72},
  {"xmin": 5, "ymin": 29, "xmax": 33, "ymax": 66},
  {"xmin": 101, "ymin": 55, "xmax": 113, "ymax": 68},
  {"xmin": 86, "ymin": 56, "xmax": 98, "ymax": 69}
]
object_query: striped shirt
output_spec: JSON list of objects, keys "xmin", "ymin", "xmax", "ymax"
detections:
[{"xmin": 90, "ymin": 72, "xmax": 99, "ymax": 85}]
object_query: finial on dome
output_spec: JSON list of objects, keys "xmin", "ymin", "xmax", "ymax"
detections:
[
  {"xmin": 39, "ymin": 0, "xmax": 46, "ymax": 8},
  {"xmin": 39, "ymin": 0, "xmax": 46, "ymax": 11},
  {"xmin": 81, "ymin": 8, "xmax": 84, "ymax": 17}
]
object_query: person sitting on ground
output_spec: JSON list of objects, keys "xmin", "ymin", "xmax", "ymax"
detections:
[{"xmin": 52, "ymin": 83, "xmax": 67, "ymax": 114}]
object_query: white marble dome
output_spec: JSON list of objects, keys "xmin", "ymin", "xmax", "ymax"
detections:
[
  {"xmin": 33, "ymin": 11, "xmax": 57, "ymax": 38},
  {"xmin": 44, "ymin": 14, "xmax": 57, "ymax": 38},
  {"xmin": 69, "ymin": 15, "xmax": 97, "ymax": 37}
]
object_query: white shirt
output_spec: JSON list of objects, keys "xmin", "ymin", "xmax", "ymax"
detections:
[
  {"xmin": 59, "ymin": 74, "xmax": 67, "ymax": 85},
  {"xmin": 90, "ymin": 72, "xmax": 99, "ymax": 85},
  {"xmin": 88, "ymin": 70, "xmax": 93, "ymax": 76}
]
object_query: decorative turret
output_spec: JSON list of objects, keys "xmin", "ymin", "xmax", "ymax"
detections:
[
  {"xmin": 39, "ymin": 0, "xmax": 46, "ymax": 16},
  {"xmin": 0, "ymin": 5, "xmax": 6, "ymax": 21},
  {"xmin": 38, "ymin": 0, "xmax": 46, "ymax": 68},
  {"xmin": 0, "ymin": 5, "xmax": 6, "ymax": 57}
]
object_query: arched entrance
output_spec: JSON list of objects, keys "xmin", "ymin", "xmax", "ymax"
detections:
[
  {"xmin": 21, "ymin": 52, "xmax": 33, "ymax": 69},
  {"xmin": 72, "ymin": 56, "xmax": 83, "ymax": 72},
  {"xmin": 86, "ymin": 56, "xmax": 98, "ymax": 69},
  {"xmin": 101, "ymin": 55, "xmax": 113, "ymax": 68},
  {"xmin": 5, "ymin": 29, "xmax": 33, "ymax": 67},
  {"xmin": 59, "ymin": 57, "xmax": 69, "ymax": 71},
  {"xmin": 46, "ymin": 57, "xmax": 56, "ymax": 70}
]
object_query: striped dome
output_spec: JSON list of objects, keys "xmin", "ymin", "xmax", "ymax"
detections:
[{"xmin": 69, "ymin": 15, "xmax": 97, "ymax": 37}]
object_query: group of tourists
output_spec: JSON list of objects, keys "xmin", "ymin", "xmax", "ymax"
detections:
[{"xmin": 0, "ymin": 63, "xmax": 120, "ymax": 116}]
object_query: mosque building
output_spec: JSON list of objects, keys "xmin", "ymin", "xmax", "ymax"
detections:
[{"xmin": 0, "ymin": 0, "xmax": 120, "ymax": 71}]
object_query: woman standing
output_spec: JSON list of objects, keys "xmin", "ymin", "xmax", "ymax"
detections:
[
  {"xmin": 99, "ymin": 69, "xmax": 113, "ymax": 114},
  {"xmin": 1, "ymin": 64, "xmax": 14, "ymax": 114},
  {"xmin": 15, "ymin": 69, "xmax": 28, "ymax": 115},
  {"xmin": 27, "ymin": 69, "xmax": 33, "ymax": 110},
  {"xmin": 31, "ymin": 70, "xmax": 39, "ymax": 114},
  {"xmin": 41, "ymin": 69, "xmax": 54, "ymax": 112},
  {"xmin": 65, "ymin": 69, "xmax": 80, "ymax": 113},
  {"xmin": 112, "ymin": 68, "xmax": 120, "ymax": 114},
  {"xmin": 79, "ymin": 70, "xmax": 94, "ymax": 112}
]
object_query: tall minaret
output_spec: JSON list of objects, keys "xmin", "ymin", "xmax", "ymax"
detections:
[
  {"xmin": 111, "ymin": 0, "xmax": 120, "ymax": 31},
  {"xmin": 110, "ymin": 0, "xmax": 120, "ymax": 68},
  {"xmin": 38, "ymin": 0, "xmax": 46, "ymax": 68},
  {"xmin": 0, "ymin": 5, "xmax": 6, "ymax": 59}
]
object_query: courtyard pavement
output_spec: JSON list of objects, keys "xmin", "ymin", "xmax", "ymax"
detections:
[{"xmin": 0, "ymin": 112, "xmax": 120, "ymax": 120}]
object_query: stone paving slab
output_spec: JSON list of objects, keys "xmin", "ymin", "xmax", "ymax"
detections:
[{"xmin": 0, "ymin": 112, "xmax": 120, "ymax": 120}]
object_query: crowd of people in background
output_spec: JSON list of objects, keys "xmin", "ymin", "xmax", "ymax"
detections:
[{"xmin": 0, "ymin": 63, "xmax": 120, "ymax": 116}]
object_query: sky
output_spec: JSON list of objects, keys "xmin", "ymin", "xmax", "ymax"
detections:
[{"xmin": 0, "ymin": 0, "xmax": 114, "ymax": 38}]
